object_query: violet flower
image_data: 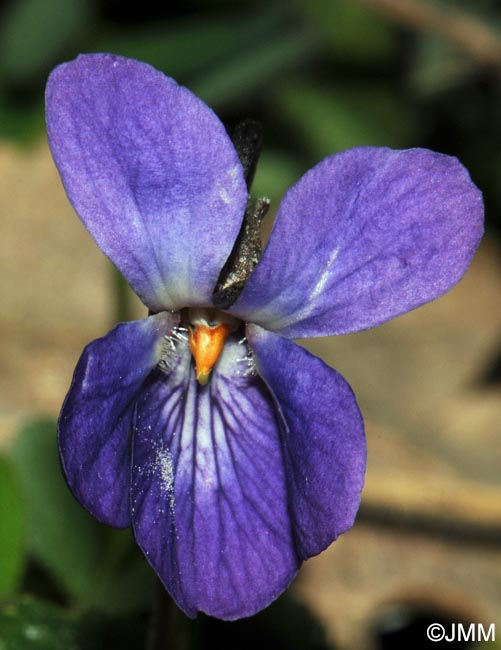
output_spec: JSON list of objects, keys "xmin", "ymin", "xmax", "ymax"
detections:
[{"xmin": 46, "ymin": 54, "xmax": 483, "ymax": 620}]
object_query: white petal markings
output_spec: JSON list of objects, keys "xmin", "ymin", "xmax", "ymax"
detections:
[
  {"xmin": 131, "ymin": 332, "xmax": 299, "ymax": 617},
  {"xmin": 309, "ymin": 246, "xmax": 340, "ymax": 301}
]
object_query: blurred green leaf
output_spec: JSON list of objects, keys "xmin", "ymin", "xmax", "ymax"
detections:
[
  {"xmin": 193, "ymin": 28, "xmax": 317, "ymax": 109},
  {"xmin": 0, "ymin": 0, "xmax": 92, "ymax": 84},
  {"xmin": 252, "ymin": 149, "xmax": 304, "ymax": 202},
  {"xmin": 0, "ymin": 456, "xmax": 26, "ymax": 597},
  {"xmin": 298, "ymin": 0, "xmax": 395, "ymax": 60},
  {"xmin": 278, "ymin": 80, "xmax": 418, "ymax": 159},
  {"xmin": 409, "ymin": 35, "xmax": 475, "ymax": 96},
  {"xmin": 10, "ymin": 420, "xmax": 153, "ymax": 614},
  {"xmin": 97, "ymin": 8, "xmax": 283, "ymax": 81},
  {"xmin": 0, "ymin": 596, "xmax": 147, "ymax": 650},
  {"xmin": 0, "ymin": 597, "xmax": 79, "ymax": 650},
  {"xmin": 74, "ymin": 610, "xmax": 147, "ymax": 650},
  {"xmin": 0, "ymin": 96, "xmax": 44, "ymax": 144},
  {"xmin": 88, "ymin": 554, "xmax": 154, "ymax": 615},
  {"xmin": 97, "ymin": 8, "xmax": 317, "ymax": 110},
  {"xmin": 10, "ymin": 420, "xmax": 104, "ymax": 605}
]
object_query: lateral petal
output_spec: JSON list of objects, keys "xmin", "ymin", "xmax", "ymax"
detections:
[
  {"xmin": 247, "ymin": 324, "xmax": 366, "ymax": 558},
  {"xmin": 59, "ymin": 312, "xmax": 177, "ymax": 528},
  {"xmin": 233, "ymin": 147, "xmax": 483, "ymax": 338},
  {"xmin": 46, "ymin": 54, "xmax": 247, "ymax": 311}
]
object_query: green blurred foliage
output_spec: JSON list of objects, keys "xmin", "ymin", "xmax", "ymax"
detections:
[
  {"xmin": 0, "ymin": 0, "xmax": 498, "ymax": 235},
  {"xmin": 0, "ymin": 597, "xmax": 149, "ymax": 650},
  {"xmin": 11, "ymin": 420, "xmax": 104, "ymax": 604},
  {"xmin": 0, "ymin": 0, "xmax": 92, "ymax": 84},
  {"xmin": 97, "ymin": 7, "xmax": 292, "ymax": 87},
  {"xmin": 10, "ymin": 420, "xmax": 154, "ymax": 615},
  {"xmin": 0, "ymin": 593, "xmax": 333, "ymax": 650},
  {"xmin": 0, "ymin": 598, "xmax": 79, "ymax": 650},
  {"xmin": 276, "ymin": 80, "xmax": 418, "ymax": 160},
  {"xmin": 252, "ymin": 150, "xmax": 304, "ymax": 203},
  {"xmin": 299, "ymin": 0, "xmax": 396, "ymax": 60},
  {"xmin": 0, "ymin": 456, "xmax": 26, "ymax": 597}
]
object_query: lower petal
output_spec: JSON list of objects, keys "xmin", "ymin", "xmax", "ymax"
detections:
[
  {"xmin": 58, "ymin": 312, "xmax": 177, "ymax": 528},
  {"xmin": 131, "ymin": 334, "xmax": 300, "ymax": 619},
  {"xmin": 247, "ymin": 324, "xmax": 366, "ymax": 558}
]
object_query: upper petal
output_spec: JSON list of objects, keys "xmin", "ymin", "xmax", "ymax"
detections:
[
  {"xmin": 233, "ymin": 147, "xmax": 483, "ymax": 337},
  {"xmin": 58, "ymin": 312, "xmax": 177, "ymax": 528},
  {"xmin": 46, "ymin": 54, "xmax": 248, "ymax": 311},
  {"xmin": 131, "ymin": 334, "xmax": 300, "ymax": 619},
  {"xmin": 247, "ymin": 325, "xmax": 366, "ymax": 558}
]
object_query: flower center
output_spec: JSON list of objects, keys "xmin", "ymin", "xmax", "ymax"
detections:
[{"xmin": 185, "ymin": 308, "xmax": 240, "ymax": 385}]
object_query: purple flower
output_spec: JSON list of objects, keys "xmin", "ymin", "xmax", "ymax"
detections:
[{"xmin": 46, "ymin": 54, "xmax": 483, "ymax": 620}]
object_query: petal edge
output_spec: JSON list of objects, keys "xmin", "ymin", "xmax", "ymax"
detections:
[
  {"xmin": 46, "ymin": 53, "xmax": 248, "ymax": 311},
  {"xmin": 247, "ymin": 324, "xmax": 366, "ymax": 558},
  {"xmin": 58, "ymin": 312, "xmax": 176, "ymax": 527},
  {"xmin": 235, "ymin": 147, "xmax": 483, "ymax": 338}
]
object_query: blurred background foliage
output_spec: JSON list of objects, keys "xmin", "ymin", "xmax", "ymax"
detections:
[
  {"xmin": 0, "ymin": 0, "xmax": 499, "ymax": 648},
  {"xmin": 0, "ymin": 0, "xmax": 499, "ymax": 228}
]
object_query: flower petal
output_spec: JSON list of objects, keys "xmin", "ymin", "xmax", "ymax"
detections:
[
  {"xmin": 131, "ymin": 335, "xmax": 300, "ymax": 619},
  {"xmin": 59, "ymin": 312, "xmax": 177, "ymax": 528},
  {"xmin": 233, "ymin": 147, "xmax": 483, "ymax": 337},
  {"xmin": 247, "ymin": 324, "xmax": 366, "ymax": 557},
  {"xmin": 46, "ymin": 54, "xmax": 247, "ymax": 311}
]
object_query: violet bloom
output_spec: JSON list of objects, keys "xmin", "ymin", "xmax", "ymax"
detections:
[{"xmin": 46, "ymin": 54, "xmax": 483, "ymax": 620}]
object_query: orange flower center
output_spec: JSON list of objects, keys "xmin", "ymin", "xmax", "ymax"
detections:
[{"xmin": 186, "ymin": 308, "xmax": 239, "ymax": 385}]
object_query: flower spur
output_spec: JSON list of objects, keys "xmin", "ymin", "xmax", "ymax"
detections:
[{"xmin": 46, "ymin": 54, "xmax": 483, "ymax": 620}]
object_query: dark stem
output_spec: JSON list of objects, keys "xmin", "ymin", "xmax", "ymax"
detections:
[
  {"xmin": 227, "ymin": 119, "xmax": 263, "ymax": 189},
  {"xmin": 213, "ymin": 119, "xmax": 269, "ymax": 309},
  {"xmin": 147, "ymin": 580, "xmax": 193, "ymax": 650},
  {"xmin": 213, "ymin": 196, "xmax": 269, "ymax": 308}
]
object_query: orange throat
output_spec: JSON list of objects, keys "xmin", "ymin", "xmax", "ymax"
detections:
[{"xmin": 188, "ymin": 322, "xmax": 232, "ymax": 385}]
